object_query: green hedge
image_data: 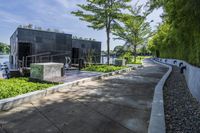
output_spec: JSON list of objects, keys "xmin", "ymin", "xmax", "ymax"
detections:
[
  {"xmin": 148, "ymin": 0, "xmax": 200, "ymax": 67},
  {"xmin": 82, "ymin": 65, "xmax": 126, "ymax": 73}
]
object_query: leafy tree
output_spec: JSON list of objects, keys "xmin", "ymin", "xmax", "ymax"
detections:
[
  {"xmin": 148, "ymin": 23, "xmax": 170, "ymax": 57},
  {"xmin": 149, "ymin": 0, "xmax": 200, "ymax": 66},
  {"xmin": 121, "ymin": 50, "xmax": 133, "ymax": 63},
  {"xmin": 113, "ymin": 45, "xmax": 125, "ymax": 57},
  {"xmin": 0, "ymin": 42, "xmax": 10, "ymax": 54},
  {"xmin": 71, "ymin": 0, "xmax": 131, "ymax": 64},
  {"xmin": 138, "ymin": 45, "xmax": 149, "ymax": 55},
  {"xmin": 113, "ymin": 4, "xmax": 152, "ymax": 62}
]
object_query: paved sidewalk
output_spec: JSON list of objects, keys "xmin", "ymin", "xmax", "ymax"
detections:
[
  {"xmin": 48, "ymin": 70, "xmax": 103, "ymax": 83},
  {"xmin": 0, "ymin": 59, "xmax": 168, "ymax": 133}
]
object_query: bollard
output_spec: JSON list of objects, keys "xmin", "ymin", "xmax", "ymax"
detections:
[
  {"xmin": 179, "ymin": 62, "xmax": 183, "ymax": 67},
  {"xmin": 180, "ymin": 66, "xmax": 186, "ymax": 74},
  {"xmin": 174, "ymin": 60, "xmax": 177, "ymax": 64}
]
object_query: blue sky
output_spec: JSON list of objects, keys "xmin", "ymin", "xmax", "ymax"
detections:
[{"xmin": 0, "ymin": 0, "xmax": 163, "ymax": 50}]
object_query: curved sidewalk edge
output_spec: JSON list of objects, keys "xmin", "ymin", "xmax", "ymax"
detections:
[
  {"xmin": 0, "ymin": 66, "xmax": 141, "ymax": 111},
  {"xmin": 148, "ymin": 59, "xmax": 172, "ymax": 133},
  {"xmin": 157, "ymin": 58, "xmax": 200, "ymax": 102}
]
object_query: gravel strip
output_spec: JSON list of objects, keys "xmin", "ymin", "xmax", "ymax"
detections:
[{"xmin": 164, "ymin": 66, "xmax": 200, "ymax": 133}]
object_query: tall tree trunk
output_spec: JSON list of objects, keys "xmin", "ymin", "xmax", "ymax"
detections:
[
  {"xmin": 134, "ymin": 45, "xmax": 137, "ymax": 63},
  {"xmin": 106, "ymin": 28, "xmax": 110, "ymax": 65},
  {"xmin": 133, "ymin": 33, "xmax": 137, "ymax": 63}
]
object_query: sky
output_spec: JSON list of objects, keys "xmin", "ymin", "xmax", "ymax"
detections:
[{"xmin": 0, "ymin": 0, "xmax": 163, "ymax": 50}]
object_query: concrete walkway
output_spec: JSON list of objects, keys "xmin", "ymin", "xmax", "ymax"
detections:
[{"xmin": 0, "ymin": 59, "xmax": 168, "ymax": 133}]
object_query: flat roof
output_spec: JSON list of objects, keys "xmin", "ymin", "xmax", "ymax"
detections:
[
  {"xmin": 10, "ymin": 26, "xmax": 101, "ymax": 43},
  {"xmin": 17, "ymin": 27, "xmax": 72, "ymax": 36},
  {"xmin": 72, "ymin": 38, "xmax": 101, "ymax": 43}
]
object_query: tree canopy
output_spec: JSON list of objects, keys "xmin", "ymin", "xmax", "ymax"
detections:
[
  {"xmin": 72, "ymin": 0, "xmax": 131, "ymax": 64},
  {"xmin": 113, "ymin": 3, "xmax": 152, "ymax": 62},
  {"xmin": 113, "ymin": 45, "xmax": 125, "ymax": 57},
  {"xmin": 148, "ymin": 0, "xmax": 200, "ymax": 66},
  {"xmin": 0, "ymin": 42, "xmax": 10, "ymax": 54}
]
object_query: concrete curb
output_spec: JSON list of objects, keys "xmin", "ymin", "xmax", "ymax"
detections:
[
  {"xmin": 0, "ymin": 66, "xmax": 141, "ymax": 111},
  {"xmin": 148, "ymin": 59, "xmax": 172, "ymax": 133}
]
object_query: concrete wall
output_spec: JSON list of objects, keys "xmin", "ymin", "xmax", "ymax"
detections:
[{"xmin": 157, "ymin": 58, "xmax": 200, "ymax": 101}]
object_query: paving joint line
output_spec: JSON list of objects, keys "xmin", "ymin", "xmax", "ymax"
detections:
[
  {"xmin": 30, "ymin": 102, "xmax": 64, "ymax": 133},
  {"xmin": 105, "ymin": 101, "xmax": 150, "ymax": 112},
  {"xmin": 74, "ymin": 99, "xmax": 135, "ymax": 133}
]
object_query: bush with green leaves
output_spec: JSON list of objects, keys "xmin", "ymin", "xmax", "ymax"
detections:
[
  {"xmin": 82, "ymin": 65, "xmax": 126, "ymax": 73},
  {"xmin": 0, "ymin": 42, "xmax": 10, "ymax": 54},
  {"xmin": 0, "ymin": 78, "xmax": 57, "ymax": 99},
  {"xmin": 149, "ymin": 0, "xmax": 200, "ymax": 66},
  {"xmin": 121, "ymin": 51, "xmax": 133, "ymax": 64},
  {"xmin": 120, "ymin": 54, "xmax": 150, "ymax": 64}
]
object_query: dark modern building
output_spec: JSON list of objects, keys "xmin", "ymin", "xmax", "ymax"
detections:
[
  {"xmin": 72, "ymin": 39, "xmax": 101, "ymax": 63},
  {"xmin": 10, "ymin": 27, "xmax": 101, "ymax": 68}
]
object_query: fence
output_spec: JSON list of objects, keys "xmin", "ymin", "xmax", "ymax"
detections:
[
  {"xmin": 17, "ymin": 54, "xmax": 116, "ymax": 69},
  {"xmin": 23, "ymin": 52, "xmax": 70, "ymax": 67}
]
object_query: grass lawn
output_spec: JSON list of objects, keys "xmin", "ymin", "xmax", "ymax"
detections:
[
  {"xmin": 0, "ymin": 78, "xmax": 58, "ymax": 99},
  {"xmin": 82, "ymin": 65, "xmax": 127, "ymax": 73}
]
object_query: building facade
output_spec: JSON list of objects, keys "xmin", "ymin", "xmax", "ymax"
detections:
[
  {"xmin": 10, "ymin": 27, "xmax": 101, "ymax": 68},
  {"xmin": 72, "ymin": 39, "xmax": 101, "ymax": 63}
]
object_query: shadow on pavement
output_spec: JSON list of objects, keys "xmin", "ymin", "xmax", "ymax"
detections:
[{"xmin": 0, "ymin": 59, "xmax": 168, "ymax": 133}]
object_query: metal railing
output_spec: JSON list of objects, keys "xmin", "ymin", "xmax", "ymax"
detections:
[
  {"xmin": 25, "ymin": 52, "xmax": 51, "ymax": 67},
  {"xmin": 24, "ymin": 52, "xmax": 70, "ymax": 67},
  {"xmin": 17, "ymin": 53, "xmax": 102, "ymax": 70}
]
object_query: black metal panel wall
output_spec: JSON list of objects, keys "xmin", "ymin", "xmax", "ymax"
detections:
[
  {"xmin": 10, "ymin": 27, "xmax": 101, "ymax": 68},
  {"xmin": 72, "ymin": 39, "xmax": 101, "ymax": 63}
]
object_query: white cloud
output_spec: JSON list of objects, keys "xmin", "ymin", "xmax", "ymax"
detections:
[
  {"xmin": 54, "ymin": 0, "xmax": 69, "ymax": 9},
  {"xmin": 0, "ymin": 10, "xmax": 26, "ymax": 24},
  {"xmin": 0, "ymin": 0, "xmax": 163, "ymax": 50}
]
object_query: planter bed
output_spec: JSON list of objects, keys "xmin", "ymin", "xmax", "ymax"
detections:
[
  {"xmin": 82, "ymin": 65, "xmax": 127, "ymax": 73},
  {"xmin": 0, "ymin": 78, "xmax": 58, "ymax": 99}
]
